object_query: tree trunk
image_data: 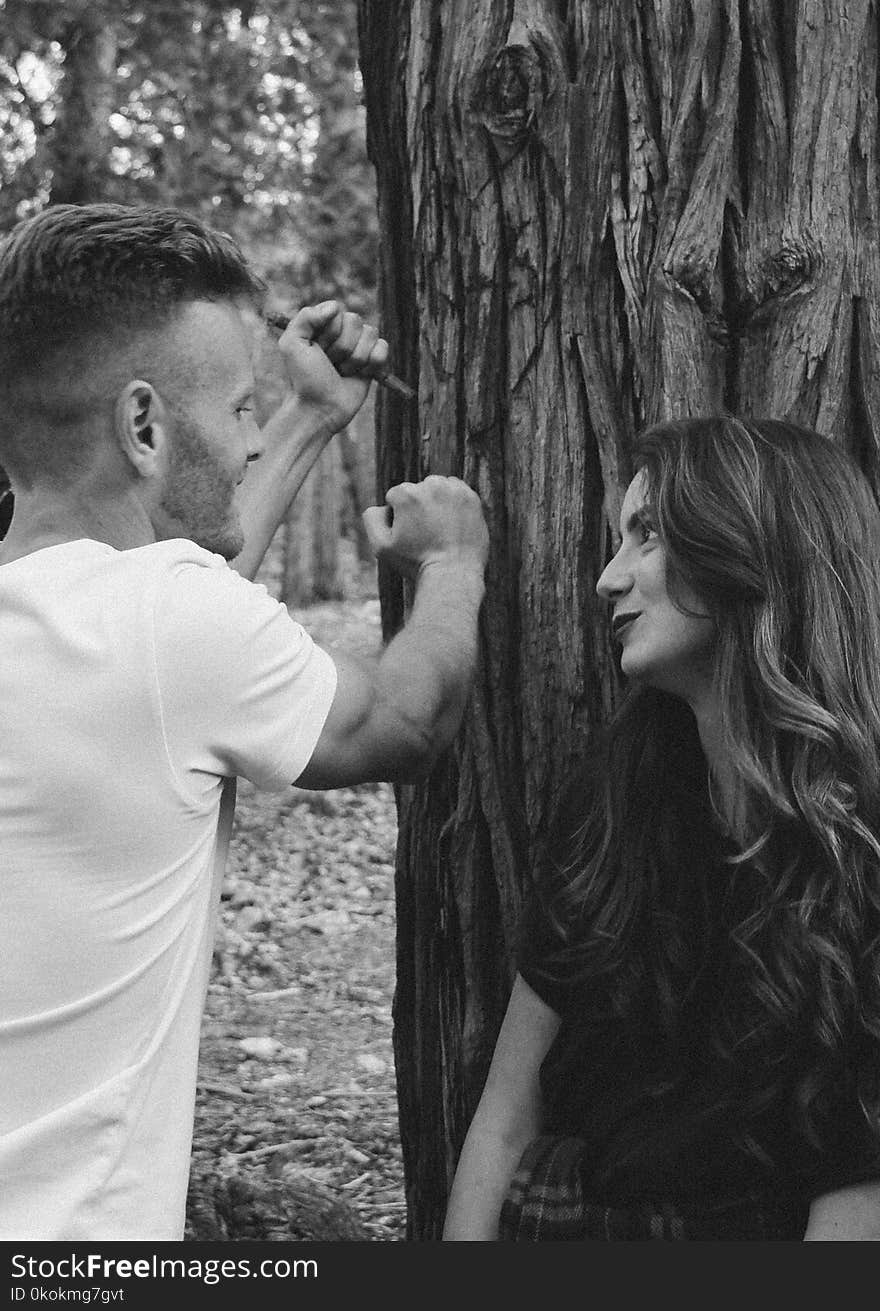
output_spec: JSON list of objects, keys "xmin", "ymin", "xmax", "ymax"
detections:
[
  {"xmin": 48, "ymin": 3, "xmax": 118, "ymax": 205},
  {"xmin": 358, "ymin": 0, "xmax": 880, "ymax": 1238},
  {"xmin": 281, "ymin": 465, "xmax": 314, "ymax": 606},
  {"xmin": 281, "ymin": 442, "xmax": 343, "ymax": 605},
  {"xmin": 338, "ymin": 398, "xmax": 377, "ymax": 566},
  {"xmin": 0, "ymin": 1, "xmax": 118, "ymax": 534},
  {"xmin": 311, "ymin": 436, "xmax": 343, "ymax": 601}
]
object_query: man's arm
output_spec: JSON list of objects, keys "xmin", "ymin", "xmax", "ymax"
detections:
[
  {"xmin": 227, "ymin": 299, "xmax": 489, "ymax": 787},
  {"xmin": 296, "ymin": 475, "xmax": 489, "ymax": 788},
  {"xmin": 232, "ymin": 393, "xmax": 336, "ymax": 583},
  {"xmin": 233, "ymin": 301, "xmax": 388, "ymax": 582}
]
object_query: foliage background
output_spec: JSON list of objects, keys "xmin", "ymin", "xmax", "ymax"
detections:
[
  {"xmin": 0, "ymin": 0, "xmax": 377, "ymax": 306},
  {"xmin": 0, "ymin": 0, "xmax": 380, "ymax": 593}
]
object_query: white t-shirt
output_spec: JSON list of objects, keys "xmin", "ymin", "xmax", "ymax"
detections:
[{"xmin": 0, "ymin": 539, "xmax": 338, "ymax": 1240}]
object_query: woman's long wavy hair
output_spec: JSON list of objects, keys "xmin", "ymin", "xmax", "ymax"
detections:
[{"xmin": 544, "ymin": 416, "xmax": 880, "ymax": 1164}]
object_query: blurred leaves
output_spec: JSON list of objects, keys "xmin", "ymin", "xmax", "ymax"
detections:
[{"xmin": 0, "ymin": 0, "xmax": 377, "ymax": 309}]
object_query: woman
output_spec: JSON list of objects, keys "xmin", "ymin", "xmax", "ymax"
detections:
[{"xmin": 443, "ymin": 416, "xmax": 880, "ymax": 1241}]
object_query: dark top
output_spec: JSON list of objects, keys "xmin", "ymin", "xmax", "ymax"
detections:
[{"xmin": 517, "ymin": 882, "xmax": 880, "ymax": 1216}]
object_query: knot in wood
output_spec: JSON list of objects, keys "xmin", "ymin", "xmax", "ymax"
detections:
[
  {"xmin": 738, "ymin": 234, "xmax": 821, "ymax": 323},
  {"xmin": 762, "ymin": 237, "xmax": 819, "ymax": 298},
  {"xmin": 479, "ymin": 42, "xmax": 551, "ymax": 147}
]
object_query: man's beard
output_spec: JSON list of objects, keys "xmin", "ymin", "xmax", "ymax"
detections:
[{"xmin": 159, "ymin": 416, "xmax": 244, "ymax": 560}]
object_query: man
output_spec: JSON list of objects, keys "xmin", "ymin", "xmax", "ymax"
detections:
[{"xmin": 0, "ymin": 203, "xmax": 488, "ymax": 1240}]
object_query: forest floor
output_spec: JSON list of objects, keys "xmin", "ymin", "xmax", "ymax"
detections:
[{"xmin": 187, "ymin": 593, "xmax": 408, "ymax": 1242}]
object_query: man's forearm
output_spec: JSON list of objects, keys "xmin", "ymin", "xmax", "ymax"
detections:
[
  {"xmin": 373, "ymin": 562, "xmax": 485, "ymax": 769},
  {"xmin": 232, "ymin": 396, "xmax": 336, "ymax": 582},
  {"xmin": 287, "ymin": 467, "xmax": 489, "ymax": 790}
]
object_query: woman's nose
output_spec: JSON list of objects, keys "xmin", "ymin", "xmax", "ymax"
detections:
[{"xmin": 596, "ymin": 547, "xmax": 633, "ymax": 600}]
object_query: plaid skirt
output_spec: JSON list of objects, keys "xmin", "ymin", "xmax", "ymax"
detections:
[{"xmin": 498, "ymin": 1135, "xmax": 810, "ymax": 1241}]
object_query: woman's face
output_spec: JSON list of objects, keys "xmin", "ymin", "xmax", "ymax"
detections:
[{"xmin": 596, "ymin": 470, "xmax": 717, "ymax": 705}]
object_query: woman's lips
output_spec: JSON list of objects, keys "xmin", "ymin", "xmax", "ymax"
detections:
[{"xmin": 612, "ymin": 611, "xmax": 640, "ymax": 640}]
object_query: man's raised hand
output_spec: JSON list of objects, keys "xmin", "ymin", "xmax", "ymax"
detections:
[{"xmin": 275, "ymin": 300, "xmax": 390, "ymax": 433}]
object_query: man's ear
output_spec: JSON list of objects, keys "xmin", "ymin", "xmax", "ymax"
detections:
[{"xmin": 114, "ymin": 380, "xmax": 170, "ymax": 478}]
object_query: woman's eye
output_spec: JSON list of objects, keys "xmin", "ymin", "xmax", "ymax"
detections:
[
  {"xmin": 637, "ymin": 519, "xmax": 657, "ymax": 544},
  {"xmin": 235, "ymin": 406, "xmax": 253, "ymax": 418}
]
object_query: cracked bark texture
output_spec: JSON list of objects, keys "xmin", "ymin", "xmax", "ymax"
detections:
[{"xmin": 358, "ymin": 0, "xmax": 880, "ymax": 1238}]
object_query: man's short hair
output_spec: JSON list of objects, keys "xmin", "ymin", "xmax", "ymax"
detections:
[{"xmin": 0, "ymin": 202, "xmax": 266, "ymax": 387}]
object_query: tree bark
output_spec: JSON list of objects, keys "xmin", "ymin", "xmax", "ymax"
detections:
[{"xmin": 358, "ymin": 0, "xmax": 880, "ymax": 1238}]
